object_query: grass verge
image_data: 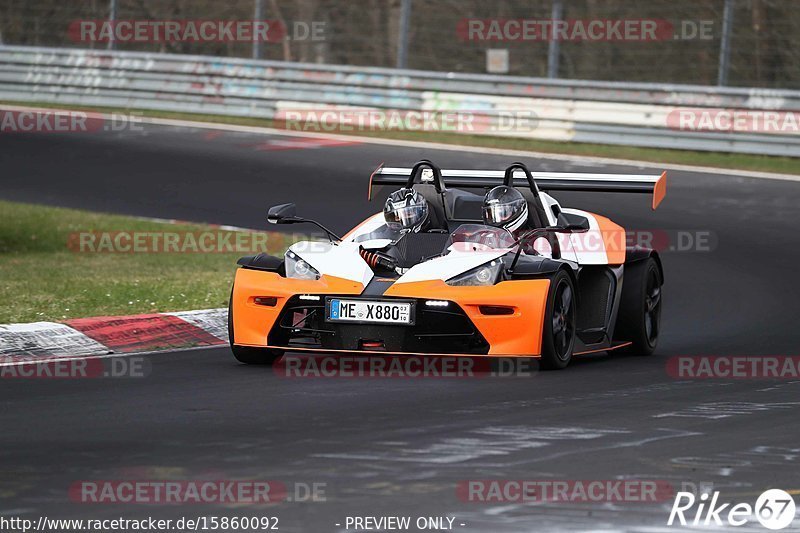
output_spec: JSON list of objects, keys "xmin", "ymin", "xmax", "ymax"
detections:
[
  {"xmin": 0, "ymin": 200, "xmax": 297, "ymax": 324},
  {"xmin": 2, "ymin": 100, "xmax": 798, "ymax": 175}
]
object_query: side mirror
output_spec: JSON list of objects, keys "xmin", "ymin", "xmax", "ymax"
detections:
[
  {"xmin": 265, "ymin": 204, "xmax": 342, "ymax": 242},
  {"xmin": 267, "ymin": 203, "xmax": 297, "ymax": 224},
  {"xmin": 556, "ymin": 212, "xmax": 590, "ymax": 232}
]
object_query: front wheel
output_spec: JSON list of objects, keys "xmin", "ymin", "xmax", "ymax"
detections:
[
  {"xmin": 540, "ymin": 270, "xmax": 577, "ymax": 370},
  {"xmin": 228, "ymin": 289, "xmax": 284, "ymax": 366},
  {"xmin": 615, "ymin": 257, "xmax": 663, "ymax": 356}
]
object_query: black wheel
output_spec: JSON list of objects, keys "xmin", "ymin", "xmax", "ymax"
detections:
[
  {"xmin": 615, "ymin": 257, "xmax": 662, "ymax": 355},
  {"xmin": 228, "ymin": 288, "xmax": 283, "ymax": 366},
  {"xmin": 540, "ymin": 270, "xmax": 577, "ymax": 370}
]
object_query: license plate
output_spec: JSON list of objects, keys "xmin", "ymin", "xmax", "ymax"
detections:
[{"xmin": 327, "ymin": 299, "xmax": 413, "ymax": 325}]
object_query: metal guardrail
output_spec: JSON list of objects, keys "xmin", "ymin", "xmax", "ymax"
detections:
[{"xmin": 0, "ymin": 45, "xmax": 798, "ymax": 157}]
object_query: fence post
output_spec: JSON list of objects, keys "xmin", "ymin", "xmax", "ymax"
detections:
[
  {"xmin": 107, "ymin": 0, "xmax": 117, "ymax": 50},
  {"xmin": 547, "ymin": 0, "xmax": 563, "ymax": 78},
  {"xmin": 396, "ymin": 0, "xmax": 412, "ymax": 69},
  {"xmin": 717, "ymin": 0, "xmax": 735, "ymax": 86},
  {"xmin": 253, "ymin": 0, "xmax": 264, "ymax": 59}
]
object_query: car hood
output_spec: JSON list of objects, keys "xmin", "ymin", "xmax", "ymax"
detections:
[{"xmin": 288, "ymin": 241, "xmax": 509, "ymax": 287}]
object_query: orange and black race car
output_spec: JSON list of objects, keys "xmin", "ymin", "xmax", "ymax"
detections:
[{"xmin": 229, "ymin": 160, "xmax": 666, "ymax": 370}]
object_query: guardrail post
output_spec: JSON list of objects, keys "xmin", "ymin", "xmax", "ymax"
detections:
[
  {"xmin": 107, "ymin": 0, "xmax": 117, "ymax": 50},
  {"xmin": 547, "ymin": 0, "xmax": 563, "ymax": 78},
  {"xmin": 717, "ymin": 0, "xmax": 735, "ymax": 86},
  {"xmin": 253, "ymin": 0, "xmax": 264, "ymax": 59},
  {"xmin": 396, "ymin": 0, "xmax": 412, "ymax": 69}
]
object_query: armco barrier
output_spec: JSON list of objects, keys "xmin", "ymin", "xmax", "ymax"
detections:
[{"xmin": 0, "ymin": 45, "xmax": 798, "ymax": 156}]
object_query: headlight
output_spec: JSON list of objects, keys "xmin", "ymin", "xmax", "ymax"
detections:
[
  {"xmin": 285, "ymin": 250, "xmax": 320, "ymax": 280},
  {"xmin": 446, "ymin": 260, "xmax": 503, "ymax": 286}
]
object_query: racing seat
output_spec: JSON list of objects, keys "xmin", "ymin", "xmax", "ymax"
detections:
[
  {"xmin": 396, "ymin": 181, "xmax": 451, "ymax": 268},
  {"xmin": 503, "ymin": 163, "xmax": 563, "ymax": 258},
  {"xmin": 502, "ymin": 162, "xmax": 550, "ymax": 230},
  {"xmin": 521, "ymin": 188, "xmax": 550, "ymax": 229},
  {"xmin": 445, "ymin": 188, "xmax": 484, "ymax": 223},
  {"xmin": 412, "ymin": 182, "xmax": 450, "ymax": 233},
  {"xmin": 443, "ymin": 163, "xmax": 552, "ymax": 229}
]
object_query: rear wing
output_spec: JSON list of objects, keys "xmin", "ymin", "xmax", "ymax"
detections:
[{"xmin": 369, "ymin": 162, "xmax": 667, "ymax": 210}]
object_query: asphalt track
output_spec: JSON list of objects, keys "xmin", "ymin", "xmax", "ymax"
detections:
[{"xmin": 1, "ymin": 123, "xmax": 800, "ymax": 531}]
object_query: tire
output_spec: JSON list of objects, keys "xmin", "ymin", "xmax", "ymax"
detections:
[
  {"xmin": 540, "ymin": 270, "xmax": 577, "ymax": 370},
  {"xmin": 228, "ymin": 288, "xmax": 284, "ymax": 366},
  {"xmin": 615, "ymin": 257, "xmax": 663, "ymax": 356}
]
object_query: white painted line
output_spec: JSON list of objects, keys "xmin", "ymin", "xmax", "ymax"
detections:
[
  {"xmin": 128, "ymin": 215, "xmax": 261, "ymax": 233},
  {"xmin": 2, "ymin": 103, "xmax": 798, "ymax": 183}
]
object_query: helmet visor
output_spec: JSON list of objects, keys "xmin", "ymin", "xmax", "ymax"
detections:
[
  {"xmin": 386, "ymin": 204, "xmax": 427, "ymax": 229},
  {"xmin": 483, "ymin": 199, "xmax": 525, "ymax": 226}
]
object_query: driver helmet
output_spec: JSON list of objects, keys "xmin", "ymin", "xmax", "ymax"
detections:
[
  {"xmin": 384, "ymin": 188, "xmax": 429, "ymax": 232},
  {"xmin": 482, "ymin": 186, "xmax": 528, "ymax": 232}
]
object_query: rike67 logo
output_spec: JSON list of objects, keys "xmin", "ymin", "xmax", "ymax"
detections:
[{"xmin": 668, "ymin": 489, "xmax": 796, "ymax": 530}]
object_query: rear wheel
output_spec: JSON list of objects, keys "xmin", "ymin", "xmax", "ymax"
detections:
[
  {"xmin": 616, "ymin": 257, "xmax": 662, "ymax": 355},
  {"xmin": 540, "ymin": 270, "xmax": 577, "ymax": 370},
  {"xmin": 228, "ymin": 289, "xmax": 283, "ymax": 366}
]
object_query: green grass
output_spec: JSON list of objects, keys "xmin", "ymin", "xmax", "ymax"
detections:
[
  {"xmin": 0, "ymin": 200, "xmax": 298, "ymax": 324},
  {"xmin": 3, "ymin": 100, "xmax": 798, "ymax": 175}
]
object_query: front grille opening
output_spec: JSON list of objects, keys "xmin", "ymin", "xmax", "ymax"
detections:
[{"xmin": 268, "ymin": 296, "xmax": 489, "ymax": 354}]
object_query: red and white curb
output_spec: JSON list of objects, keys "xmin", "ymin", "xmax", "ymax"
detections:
[{"xmin": 0, "ymin": 309, "xmax": 228, "ymax": 365}]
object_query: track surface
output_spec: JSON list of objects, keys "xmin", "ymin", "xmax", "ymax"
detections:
[{"xmin": 2, "ymin": 124, "xmax": 800, "ymax": 531}]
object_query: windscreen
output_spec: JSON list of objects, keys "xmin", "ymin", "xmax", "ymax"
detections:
[
  {"xmin": 443, "ymin": 224, "xmax": 516, "ymax": 254},
  {"xmin": 352, "ymin": 224, "xmax": 402, "ymax": 243}
]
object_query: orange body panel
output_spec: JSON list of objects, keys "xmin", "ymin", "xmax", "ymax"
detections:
[
  {"xmin": 590, "ymin": 214, "xmax": 627, "ymax": 265},
  {"xmin": 232, "ymin": 270, "xmax": 551, "ymax": 357},
  {"xmin": 653, "ymin": 171, "xmax": 667, "ymax": 210},
  {"xmin": 385, "ymin": 279, "xmax": 551, "ymax": 356},
  {"xmin": 231, "ymin": 269, "xmax": 363, "ymax": 347}
]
